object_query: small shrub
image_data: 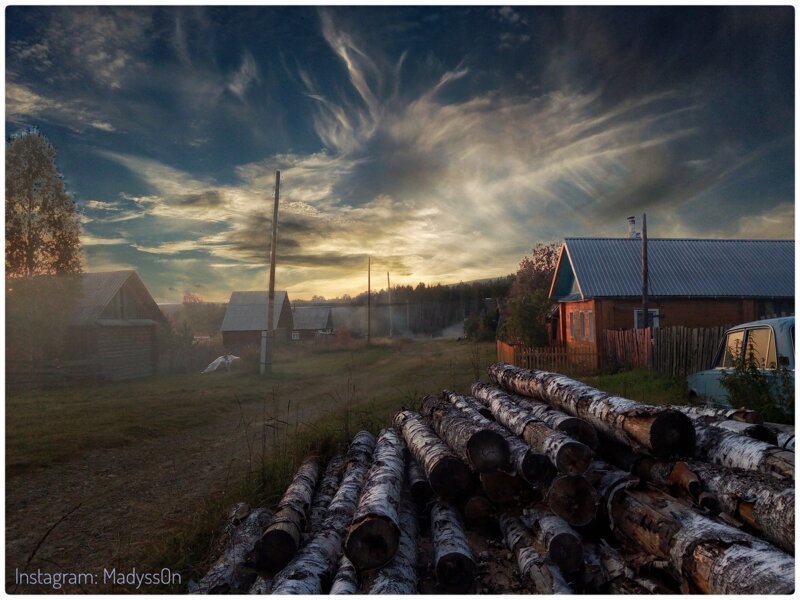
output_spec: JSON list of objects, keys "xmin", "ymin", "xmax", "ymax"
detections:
[{"xmin": 720, "ymin": 345, "xmax": 794, "ymax": 424}]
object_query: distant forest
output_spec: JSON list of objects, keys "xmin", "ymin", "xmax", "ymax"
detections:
[{"xmin": 293, "ymin": 277, "xmax": 514, "ymax": 338}]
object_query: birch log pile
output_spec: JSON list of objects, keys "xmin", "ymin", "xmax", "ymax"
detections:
[
  {"xmin": 345, "ymin": 428, "xmax": 405, "ymax": 571},
  {"xmin": 596, "ymin": 433, "xmax": 703, "ymax": 502},
  {"xmin": 487, "ymin": 363, "xmax": 695, "ymax": 458},
  {"xmin": 421, "ymin": 394, "xmax": 510, "ymax": 473},
  {"xmin": 256, "ymin": 456, "xmax": 321, "ymax": 572},
  {"xmin": 309, "ymin": 454, "xmax": 345, "ymax": 533},
  {"xmin": 369, "ymin": 491, "xmax": 420, "ymax": 594},
  {"xmin": 190, "ymin": 504, "xmax": 272, "ymax": 594},
  {"xmin": 430, "ymin": 500, "xmax": 476, "ymax": 593},
  {"xmin": 498, "ymin": 512, "xmax": 572, "ymax": 594},
  {"xmin": 694, "ymin": 421, "xmax": 794, "ymax": 479},
  {"xmin": 393, "ymin": 410, "xmax": 471, "ymax": 499},
  {"xmin": 471, "ymin": 382, "xmax": 593, "ymax": 475},
  {"xmin": 404, "ymin": 452, "xmax": 433, "ymax": 508},
  {"xmin": 445, "ymin": 390, "xmax": 557, "ymax": 488},
  {"xmin": 270, "ymin": 432, "xmax": 376, "ymax": 595},
  {"xmin": 508, "ymin": 392, "xmax": 599, "ymax": 449},
  {"xmin": 521, "ymin": 506, "xmax": 585, "ymax": 578},
  {"xmin": 686, "ymin": 460, "xmax": 794, "ymax": 553},
  {"xmin": 590, "ymin": 461, "xmax": 795, "ymax": 594}
]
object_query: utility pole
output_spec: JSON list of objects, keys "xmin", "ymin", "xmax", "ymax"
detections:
[
  {"xmin": 260, "ymin": 170, "xmax": 280, "ymax": 374},
  {"xmin": 641, "ymin": 212, "xmax": 649, "ymax": 330},
  {"xmin": 387, "ymin": 271, "xmax": 392, "ymax": 338},
  {"xmin": 367, "ymin": 256, "xmax": 371, "ymax": 343}
]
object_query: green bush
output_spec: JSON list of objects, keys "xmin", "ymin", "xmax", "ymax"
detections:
[{"xmin": 720, "ymin": 345, "xmax": 794, "ymax": 424}]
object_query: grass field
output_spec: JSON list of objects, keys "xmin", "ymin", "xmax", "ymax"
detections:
[
  {"xmin": 6, "ymin": 338, "xmax": 690, "ymax": 591},
  {"xmin": 6, "ymin": 339, "xmax": 486, "ymax": 477}
]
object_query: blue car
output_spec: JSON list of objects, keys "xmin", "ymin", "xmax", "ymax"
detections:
[{"xmin": 687, "ymin": 317, "xmax": 794, "ymax": 409}]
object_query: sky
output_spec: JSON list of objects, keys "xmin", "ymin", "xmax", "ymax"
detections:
[{"xmin": 5, "ymin": 6, "xmax": 795, "ymax": 302}]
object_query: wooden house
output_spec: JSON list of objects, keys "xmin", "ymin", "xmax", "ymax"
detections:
[
  {"xmin": 67, "ymin": 270, "xmax": 166, "ymax": 380},
  {"xmin": 548, "ymin": 238, "xmax": 795, "ymax": 364},
  {"xmin": 220, "ymin": 291, "xmax": 293, "ymax": 348},
  {"xmin": 291, "ymin": 306, "xmax": 334, "ymax": 341}
]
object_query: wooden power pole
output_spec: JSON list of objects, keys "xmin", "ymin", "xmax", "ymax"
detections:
[
  {"xmin": 641, "ymin": 212, "xmax": 649, "ymax": 329},
  {"xmin": 261, "ymin": 170, "xmax": 280, "ymax": 375},
  {"xmin": 367, "ymin": 256, "xmax": 371, "ymax": 343},
  {"xmin": 387, "ymin": 271, "xmax": 392, "ymax": 338}
]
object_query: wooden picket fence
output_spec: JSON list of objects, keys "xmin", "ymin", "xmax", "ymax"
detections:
[
  {"xmin": 496, "ymin": 340, "xmax": 597, "ymax": 374},
  {"xmin": 602, "ymin": 325, "xmax": 728, "ymax": 377},
  {"xmin": 652, "ymin": 325, "xmax": 727, "ymax": 378}
]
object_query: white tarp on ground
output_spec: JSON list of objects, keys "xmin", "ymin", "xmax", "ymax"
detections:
[{"xmin": 202, "ymin": 355, "xmax": 241, "ymax": 374}]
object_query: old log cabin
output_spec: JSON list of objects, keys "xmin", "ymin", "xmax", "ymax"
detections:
[
  {"xmin": 220, "ymin": 291, "xmax": 293, "ymax": 348},
  {"xmin": 548, "ymin": 238, "xmax": 795, "ymax": 366},
  {"xmin": 291, "ymin": 306, "xmax": 334, "ymax": 341},
  {"xmin": 67, "ymin": 270, "xmax": 166, "ymax": 380}
]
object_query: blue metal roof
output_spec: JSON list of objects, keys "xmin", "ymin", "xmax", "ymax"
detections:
[{"xmin": 554, "ymin": 238, "xmax": 794, "ymax": 299}]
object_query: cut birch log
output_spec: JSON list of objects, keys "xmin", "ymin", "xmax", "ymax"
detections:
[
  {"xmin": 471, "ymin": 382, "xmax": 593, "ymax": 475},
  {"xmin": 521, "ymin": 506, "xmax": 585, "ymax": 577},
  {"xmin": 309, "ymin": 454, "xmax": 346, "ymax": 533},
  {"xmin": 270, "ymin": 432, "xmax": 376, "ymax": 594},
  {"xmin": 675, "ymin": 404, "xmax": 764, "ymax": 424},
  {"xmin": 192, "ymin": 505, "xmax": 273, "ymax": 594},
  {"xmin": 506, "ymin": 390, "xmax": 599, "ymax": 449},
  {"xmin": 461, "ymin": 492, "xmax": 494, "ymax": 527},
  {"xmin": 694, "ymin": 420, "xmax": 794, "ymax": 479},
  {"xmin": 594, "ymin": 461, "xmax": 795, "ymax": 594},
  {"xmin": 247, "ymin": 575, "xmax": 272, "ymax": 594},
  {"xmin": 487, "ymin": 363, "xmax": 695, "ymax": 458},
  {"xmin": 404, "ymin": 451, "xmax": 433, "ymax": 508},
  {"xmin": 546, "ymin": 475, "xmax": 598, "ymax": 527},
  {"xmin": 498, "ymin": 512, "xmax": 572, "ymax": 594},
  {"xmin": 421, "ymin": 394, "xmax": 510, "ymax": 473},
  {"xmin": 605, "ymin": 577, "xmax": 651, "ymax": 594},
  {"xmin": 329, "ymin": 556, "xmax": 359, "ymax": 595},
  {"xmin": 596, "ymin": 433, "xmax": 702, "ymax": 502},
  {"xmin": 345, "ymin": 428, "xmax": 405, "ymax": 571},
  {"xmin": 479, "ymin": 470, "xmax": 526, "ymax": 505},
  {"xmin": 369, "ymin": 491, "xmax": 419, "ymax": 594},
  {"xmin": 256, "ymin": 456, "xmax": 321, "ymax": 572},
  {"xmin": 681, "ymin": 412, "xmax": 777, "ymax": 444},
  {"xmin": 393, "ymin": 410, "xmax": 471, "ymax": 499},
  {"xmin": 430, "ymin": 500, "xmax": 475, "ymax": 593},
  {"xmin": 445, "ymin": 390, "xmax": 557, "ymax": 488},
  {"xmin": 686, "ymin": 460, "xmax": 794, "ymax": 554},
  {"xmin": 777, "ymin": 431, "xmax": 795, "ymax": 451},
  {"xmin": 765, "ymin": 421, "xmax": 794, "ymax": 434}
]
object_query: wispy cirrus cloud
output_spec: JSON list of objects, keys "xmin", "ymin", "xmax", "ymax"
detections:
[{"xmin": 6, "ymin": 7, "xmax": 791, "ymax": 301}]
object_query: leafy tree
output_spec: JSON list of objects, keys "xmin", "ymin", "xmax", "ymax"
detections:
[
  {"xmin": 6, "ymin": 130, "xmax": 83, "ymax": 361},
  {"xmin": 500, "ymin": 242, "xmax": 560, "ymax": 346},
  {"xmin": 6, "ymin": 129, "xmax": 82, "ymax": 277}
]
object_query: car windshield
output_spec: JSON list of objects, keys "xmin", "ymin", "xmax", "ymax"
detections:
[{"xmin": 717, "ymin": 330, "xmax": 744, "ymax": 368}]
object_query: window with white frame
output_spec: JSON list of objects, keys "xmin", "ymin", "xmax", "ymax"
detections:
[{"xmin": 633, "ymin": 308, "xmax": 660, "ymax": 329}]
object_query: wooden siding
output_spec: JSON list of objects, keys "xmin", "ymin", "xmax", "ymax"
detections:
[
  {"xmin": 96, "ymin": 325, "xmax": 157, "ymax": 380},
  {"xmin": 223, "ymin": 328, "xmax": 290, "ymax": 349},
  {"xmin": 596, "ymin": 298, "xmax": 757, "ymax": 331}
]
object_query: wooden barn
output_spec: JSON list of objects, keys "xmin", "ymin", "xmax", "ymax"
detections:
[
  {"xmin": 291, "ymin": 306, "xmax": 334, "ymax": 341},
  {"xmin": 220, "ymin": 291, "xmax": 293, "ymax": 349},
  {"xmin": 66, "ymin": 270, "xmax": 166, "ymax": 380},
  {"xmin": 548, "ymin": 238, "xmax": 795, "ymax": 360}
]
